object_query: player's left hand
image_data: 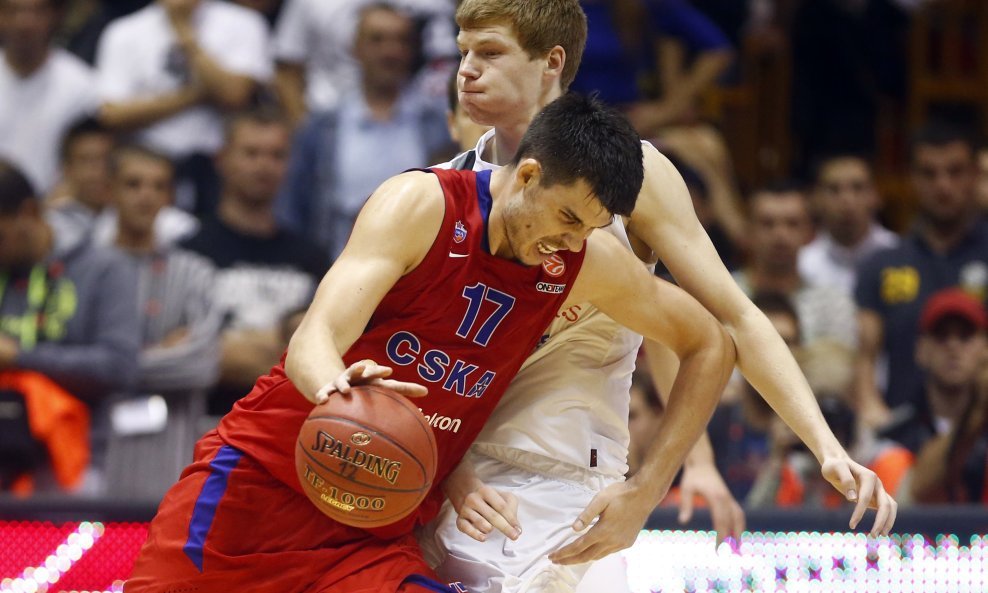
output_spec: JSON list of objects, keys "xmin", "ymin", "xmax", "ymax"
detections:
[
  {"xmin": 548, "ymin": 481, "xmax": 653, "ymax": 566},
  {"xmin": 453, "ymin": 484, "xmax": 521, "ymax": 543},
  {"xmin": 820, "ymin": 455, "xmax": 897, "ymax": 537},
  {"xmin": 678, "ymin": 462, "xmax": 746, "ymax": 546}
]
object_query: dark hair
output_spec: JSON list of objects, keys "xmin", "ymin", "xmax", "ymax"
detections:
[
  {"xmin": 511, "ymin": 93, "xmax": 643, "ymax": 217},
  {"xmin": 110, "ymin": 144, "xmax": 176, "ymax": 179},
  {"xmin": 910, "ymin": 120, "xmax": 977, "ymax": 160},
  {"xmin": 0, "ymin": 159, "xmax": 36, "ymax": 216},
  {"xmin": 59, "ymin": 117, "xmax": 112, "ymax": 163}
]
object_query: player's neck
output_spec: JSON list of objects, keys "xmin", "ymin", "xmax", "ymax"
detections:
[{"xmin": 485, "ymin": 168, "xmax": 512, "ymax": 259}]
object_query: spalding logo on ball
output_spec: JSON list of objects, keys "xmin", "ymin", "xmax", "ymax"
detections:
[{"xmin": 295, "ymin": 385, "xmax": 438, "ymax": 528}]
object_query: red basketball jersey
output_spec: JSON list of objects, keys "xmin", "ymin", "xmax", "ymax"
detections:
[{"xmin": 218, "ymin": 168, "xmax": 585, "ymax": 537}]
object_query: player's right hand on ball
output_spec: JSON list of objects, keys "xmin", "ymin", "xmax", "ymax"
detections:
[
  {"xmin": 455, "ymin": 485, "xmax": 522, "ymax": 543},
  {"xmin": 314, "ymin": 360, "xmax": 428, "ymax": 404}
]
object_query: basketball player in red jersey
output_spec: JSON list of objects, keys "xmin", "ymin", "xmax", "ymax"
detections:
[{"xmin": 125, "ymin": 94, "xmax": 735, "ymax": 592}]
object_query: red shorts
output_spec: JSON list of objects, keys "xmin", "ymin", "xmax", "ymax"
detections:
[{"xmin": 125, "ymin": 432, "xmax": 457, "ymax": 593}]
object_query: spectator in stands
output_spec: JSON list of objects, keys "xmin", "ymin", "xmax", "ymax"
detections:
[
  {"xmin": 798, "ymin": 153, "xmax": 899, "ymax": 295},
  {"xmin": 277, "ymin": 3, "xmax": 450, "ymax": 260},
  {"xmin": 892, "ymin": 289, "xmax": 988, "ymax": 504},
  {"xmin": 272, "ymin": 0, "xmax": 457, "ymax": 127},
  {"xmin": 0, "ymin": 159, "xmax": 140, "ymax": 495},
  {"xmin": 181, "ymin": 109, "xmax": 328, "ymax": 417},
  {"xmin": 733, "ymin": 183, "xmax": 858, "ymax": 349},
  {"xmin": 46, "ymin": 118, "xmax": 198, "ymax": 253},
  {"xmin": 95, "ymin": 0, "xmax": 272, "ymax": 215},
  {"xmin": 570, "ymin": 0, "xmax": 745, "ymax": 249},
  {"xmin": 749, "ymin": 335, "xmax": 914, "ymax": 507},
  {"xmin": 911, "ymin": 373, "xmax": 988, "ymax": 505},
  {"xmin": 0, "ymin": 0, "xmax": 100, "ymax": 195},
  {"xmin": 103, "ymin": 145, "xmax": 220, "ymax": 501},
  {"xmin": 46, "ymin": 117, "xmax": 114, "ymax": 220},
  {"xmin": 855, "ymin": 123, "xmax": 988, "ymax": 429}
]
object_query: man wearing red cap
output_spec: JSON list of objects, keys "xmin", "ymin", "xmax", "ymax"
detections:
[{"xmin": 880, "ymin": 288, "xmax": 988, "ymax": 504}]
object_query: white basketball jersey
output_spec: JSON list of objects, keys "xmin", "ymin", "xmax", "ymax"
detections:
[{"xmin": 445, "ymin": 130, "xmax": 649, "ymax": 477}]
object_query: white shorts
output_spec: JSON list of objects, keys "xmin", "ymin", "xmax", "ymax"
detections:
[{"xmin": 418, "ymin": 445, "xmax": 631, "ymax": 593}]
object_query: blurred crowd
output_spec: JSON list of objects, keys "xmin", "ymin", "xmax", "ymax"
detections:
[{"xmin": 0, "ymin": 0, "xmax": 985, "ymax": 514}]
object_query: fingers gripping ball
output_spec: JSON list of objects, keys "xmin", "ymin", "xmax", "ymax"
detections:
[{"xmin": 295, "ymin": 385, "xmax": 438, "ymax": 528}]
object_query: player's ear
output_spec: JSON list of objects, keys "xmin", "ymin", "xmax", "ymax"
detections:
[
  {"xmin": 545, "ymin": 45, "xmax": 565, "ymax": 80},
  {"xmin": 515, "ymin": 158, "xmax": 542, "ymax": 191}
]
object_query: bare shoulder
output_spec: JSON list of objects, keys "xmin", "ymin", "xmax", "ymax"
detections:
[
  {"xmin": 626, "ymin": 142, "xmax": 699, "ymax": 241},
  {"xmin": 346, "ymin": 170, "xmax": 446, "ymax": 273}
]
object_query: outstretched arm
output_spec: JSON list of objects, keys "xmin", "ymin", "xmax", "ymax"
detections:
[
  {"xmin": 285, "ymin": 172, "xmax": 443, "ymax": 403},
  {"xmin": 628, "ymin": 144, "xmax": 896, "ymax": 536},
  {"xmin": 550, "ymin": 234, "xmax": 735, "ymax": 565}
]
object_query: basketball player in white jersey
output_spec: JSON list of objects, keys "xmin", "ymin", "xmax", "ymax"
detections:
[{"xmin": 417, "ymin": 2, "xmax": 897, "ymax": 591}]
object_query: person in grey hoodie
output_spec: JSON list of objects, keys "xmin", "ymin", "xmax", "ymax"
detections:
[{"xmin": 0, "ymin": 158, "xmax": 140, "ymax": 494}]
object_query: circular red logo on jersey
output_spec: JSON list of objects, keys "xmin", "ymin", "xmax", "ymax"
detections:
[{"xmin": 542, "ymin": 254, "xmax": 566, "ymax": 277}]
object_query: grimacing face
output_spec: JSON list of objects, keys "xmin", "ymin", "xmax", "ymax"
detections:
[{"xmin": 497, "ymin": 161, "xmax": 612, "ymax": 266}]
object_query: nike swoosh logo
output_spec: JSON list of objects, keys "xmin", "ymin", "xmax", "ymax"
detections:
[{"xmin": 448, "ymin": 252, "xmax": 469, "ymax": 258}]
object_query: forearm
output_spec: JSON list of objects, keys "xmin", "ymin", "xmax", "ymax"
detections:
[
  {"xmin": 666, "ymin": 51, "xmax": 732, "ymax": 110},
  {"xmin": 732, "ymin": 307, "xmax": 845, "ymax": 462},
  {"xmin": 99, "ymin": 88, "xmax": 201, "ymax": 130},
  {"xmin": 180, "ymin": 39, "xmax": 255, "ymax": 110},
  {"xmin": 634, "ymin": 333, "xmax": 734, "ymax": 500},
  {"xmin": 284, "ymin": 314, "xmax": 348, "ymax": 401},
  {"xmin": 642, "ymin": 339, "xmax": 720, "ymax": 469}
]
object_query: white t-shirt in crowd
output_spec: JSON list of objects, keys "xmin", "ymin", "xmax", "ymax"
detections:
[
  {"xmin": 273, "ymin": 0, "xmax": 456, "ymax": 112},
  {"xmin": 96, "ymin": 0, "xmax": 273, "ymax": 159},
  {"xmin": 0, "ymin": 49, "xmax": 99, "ymax": 194}
]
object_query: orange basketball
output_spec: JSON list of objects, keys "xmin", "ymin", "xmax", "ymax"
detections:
[{"xmin": 295, "ymin": 385, "xmax": 438, "ymax": 528}]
